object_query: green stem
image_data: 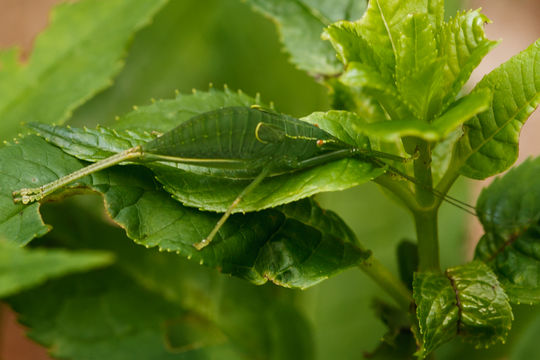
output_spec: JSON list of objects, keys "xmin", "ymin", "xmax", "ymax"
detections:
[
  {"xmin": 413, "ymin": 140, "xmax": 435, "ymax": 207},
  {"xmin": 374, "ymin": 174, "xmax": 420, "ymax": 213},
  {"xmin": 413, "ymin": 210, "xmax": 440, "ymax": 271},
  {"xmin": 359, "ymin": 257, "xmax": 413, "ymax": 311},
  {"xmin": 412, "ymin": 140, "xmax": 440, "ymax": 271}
]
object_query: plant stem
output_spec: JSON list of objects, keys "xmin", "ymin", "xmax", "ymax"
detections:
[
  {"xmin": 413, "ymin": 140, "xmax": 435, "ymax": 208},
  {"xmin": 374, "ymin": 174, "xmax": 419, "ymax": 213},
  {"xmin": 413, "ymin": 140, "xmax": 440, "ymax": 271},
  {"xmin": 413, "ymin": 210, "xmax": 440, "ymax": 271},
  {"xmin": 359, "ymin": 257, "xmax": 413, "ymax": 311}
]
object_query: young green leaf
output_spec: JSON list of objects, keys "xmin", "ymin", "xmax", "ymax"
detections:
[
  {"xmin": 0, "ymin": 136, "xmax": 369, "ymax": 288},
  {"xmin": 395, "ymin": 13, "xmax": 444, "ymax": 120},
  {"xmin": 413, "ymin": 262, "xmax": 513, "ymax": 358},
  {"xmin": 453, "ymin": 39, "xmax": 540, "ymax": 179},
  {"xmin": 301, "ymin": 110, "xmax": 372, "ymax": 148},
  {"xmin": 0, "ymin": 241, "xmax": 112, "ymax": 298},
  {"xmin": 325, "ymin": 4, "xmax": 496, "ymax": 125},
  {"xmin": 475, "ymin": 157, "xmax": 540, "ymax": 305},
  {"xmin": 438, "ymin": 10, "xmax": 499, "ymax": 109},
  {"xmin": 348, "ymin": 0, "xmax": 444, "ymax": 71},
  {"xmin": 244, "ymin": 0, "xmax": 367, "ymax": 76},
  {"xmin": 303, "ymin": 90, "xmax": 490, "ymax": 143},
  {"xmin": 0, "ymin": 0, "xmax": 168, "ymax": 141}
]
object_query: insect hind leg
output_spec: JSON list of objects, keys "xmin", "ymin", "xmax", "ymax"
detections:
[{"xmin": 194, "ymin": 167, "xmax": 271, "ymax": 250}]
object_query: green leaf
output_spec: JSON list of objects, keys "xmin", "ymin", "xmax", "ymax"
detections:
[
  {"xmin": 0, "ymin": 241, "xmax": 112, "ymax": 298},
  {"xmin": 31, "ymin": 87, "xmax": 263, "ymax": 162},
  {"xmin": 301, "ymin": 110, "xmax": 371, "ymax": 148},
  {"xmin": 453, "ymin": 39, "xmax": 540, "ymax": 179},
  {"xmin": 9, "ymin": 201, "xmax": 314, "ymax": 359},
  {"xmin": 0, "ymin": 0, "xmax": 168, "ymax": 141},
  {"xmin": 30, "ymin": 123, "xmax": 156, "ymax": 162},
  {"xmin": 303, "ymin": 91, "xmax": 490, "ymax": 143},
  {"xmin": 438, "ymin": 10, "xmax": 499, "ymax": 109},
  {"xmin": 244, "ymin": 0, "xmax": 367, "ymax": 76},
  {"xmin": 322, "ymin": 21, "xmax": 384, "ymax": 73},
  {"xmin": 395, "ymin": 13, "xmax": 445, "ymax": 120},
  {"xmin": 348, "ymin": 0, "xmax": 444, "ymax": 71},
  {"xmin": 28, "ymin": 101, "xmax": 384, "ymax": 213},
  {"xmin": 394, "ymin": 10, "xmax": 496, "ymax": 120},
  {"xmin": 413, "ymin": 262, "xmax": 513, "ymax": 358},
  {"xmin": 151, "ymin": 157, "xmax": 381, "ymax": 213},
  {"xmin": 113, "ymin": 86, "xmax": 265, "ymax": 132},
  {"xmin": 324, "ymin": 4, "xmax": 497, "ymax": 127},
  {"xmin": 430, "ymin": 90, "xmax": 491, "ymax": 139},
  {"xmin": 475, "ymin": 157, "xmax": 540, "ymax": 305},
  {"xmin": 9, "ymin": 269, "xmax": 220, "ymax": 360},
  {"xmin": 397, "ymin": 240, "xmax": 418, "ymax": 290},
  {"xmin": 0, "ymin": 136, "xmax": 94, "ymax": 246},
  {"xmin": 0, "ymin": 136, "xmax": 369, "ymax": 288}
]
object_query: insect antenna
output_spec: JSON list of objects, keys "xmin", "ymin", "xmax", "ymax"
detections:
[{"xmin": 372, "ymin": 157, "xmax": 478, "ymax": 217}]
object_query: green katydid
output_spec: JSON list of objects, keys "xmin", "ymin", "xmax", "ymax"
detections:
[{"xmin": 12, "ymin": 106, "xmax": 473, "ymax": 249}]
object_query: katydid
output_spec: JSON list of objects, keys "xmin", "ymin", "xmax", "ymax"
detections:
[{"xmin": 11, "ymin": 106, "xmax": 470, "ymax": 249}]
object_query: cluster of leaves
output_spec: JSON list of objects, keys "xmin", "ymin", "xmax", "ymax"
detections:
[{"xmin": 0, "ymin": 0, "xmax": 539, "ymax": 359}]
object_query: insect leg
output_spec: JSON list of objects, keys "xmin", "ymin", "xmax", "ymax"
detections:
[
  {"xmin": 193, "ymin": 167, "xmax": 271, "ymax": 250},
  {"xmin": 12, "ymin": 147, "xmax": 143, "ymax": 204}
]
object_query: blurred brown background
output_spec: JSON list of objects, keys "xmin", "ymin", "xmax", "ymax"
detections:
[{"xmin": 0, "ymin": 0, "xmax": 538, "ymax": 359}]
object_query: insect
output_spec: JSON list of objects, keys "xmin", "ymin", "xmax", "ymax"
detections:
[{"xmin": 12, "ymin": 106, "xmax": 472, "ymax": 249}]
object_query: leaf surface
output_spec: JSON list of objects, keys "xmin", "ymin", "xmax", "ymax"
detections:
[
  {"xmin": 438, "ymin": 10, "xmax": 499, "ymax": 109},
  {"xmin": 244, "ymin": 0, "xmax": 367, "ymax": 75},
  {"xmin": 0, "ymin": 241, "xmax": 112, "ymax": 298},
  {"xmin": 7, "ymin": 202, "xmax": 314, "ymax": 360},
  {"xmin": 453, "ymin": 39, "xmax": 540, "ymax": 179},
  {"xmin": 0, "ymin": 136, "xmax": 369, "ymax": 288},
  {"xmin": 324, "ymin": 2, "xmax": 497, "ymax": 139},
  {"xmin": 0, "ymin": 0, "xmax": 168, "ymax": 140},
  {"xmin": 113, "ymin": 86, "xmax": 265, "ymax": 132},
  {"xmin": 28, "ymin": 99, "xmax": 384, "ymax": 212},
  {"xmin": 413, "ymin": 262, "xmax": 513, "ymax": 358},
  {"xmin": 475, "ymin": 157, "xmax": 540, "ymax": 304},
  {"xmin": 302, "ymin": 90, "xmax": 490, "ymax": 143}
]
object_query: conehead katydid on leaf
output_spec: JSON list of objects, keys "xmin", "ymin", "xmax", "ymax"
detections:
[{"xmin": 12, "ymin": 106, "xmax": 462, "ymax": 249}]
